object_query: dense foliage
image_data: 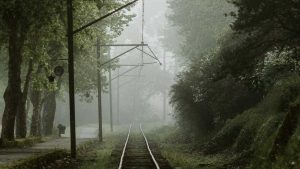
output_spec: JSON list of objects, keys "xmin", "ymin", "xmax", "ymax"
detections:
[
  {"xmin": 167, "ymin": 0, "xmax": 300, "ymax": 168},
  {"xmin": 0, "ymin": 0, "xmax": 135, "ymax": 140}
]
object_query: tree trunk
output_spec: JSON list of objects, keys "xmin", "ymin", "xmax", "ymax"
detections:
[
  {"xmin": 29, "ymin": 66, "xmax": 43, "ymax": 137},
  {"xmin": 42, "ymin": 91, "xmax": 56, "ymax": 136},
  {"xmin": 1, "ymin": 20, "xmax": 24, "ymax": 141},
  {"xmin": 42, "ymin": 77, "xmax": 62, "ymax": 136},
  {"xmin": 16, "ymin": 59, "xmax": 34, "ymax": 138},
  {"xmin": 30, "ymin": 88, "xmax": 42, "ymax": 137}
]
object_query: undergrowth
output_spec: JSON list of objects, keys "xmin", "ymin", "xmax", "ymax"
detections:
[
  {"xmin": 151, "ymin": 75, "xmax": 300, "ymax": 169},
  {"xmin": 78, "ymin": 133, "xmax": 124, "ymax": 169},
  {"xmin": 0, "ymin": 137, "xmax": 43, "ymax": 148}
]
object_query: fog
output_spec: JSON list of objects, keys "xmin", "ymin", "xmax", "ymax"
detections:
[{"xmin": 53, "ymin": 0, "xmax": 175, "ymax": 134}]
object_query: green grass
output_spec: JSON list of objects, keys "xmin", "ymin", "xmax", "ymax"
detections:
[
  {"xmin": 78, "ymin": 132, "xmax": 125, "ymax": 169},
  {"xmin": 0, "ymin": 137, "xmax": 43, "ymax": 148},
  {"xmin": 147, "ymin": 125, "xmax": 236, "ymax": 169},
  {"xmin": 2, "ymin": 150, "xmax": 71, "ymax": 169},
  {"xmin": 0, "ymin": 125, "xmax": 128, "ymax": 169},
  {"xmin": 160, "ymin": 144, "xmax": 236, "ymax": 169}
]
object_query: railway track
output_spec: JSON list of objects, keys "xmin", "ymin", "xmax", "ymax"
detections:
[{"xmin": 118, "ymin": 124, "xmax": 172, "ymax": 169}]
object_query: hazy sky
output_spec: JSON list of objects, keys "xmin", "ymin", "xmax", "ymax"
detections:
[{"xmin": 117, "ymin": 0, "xmax": 168, "ymax": 44}]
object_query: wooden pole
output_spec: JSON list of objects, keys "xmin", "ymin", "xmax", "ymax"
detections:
[
  {"xmin": 97, "ymin": 38, "xmax": 103, "ymax": 142},
  {"xmin": 67, "ymin": 0, "xmax": 76, "ymax": 158}
]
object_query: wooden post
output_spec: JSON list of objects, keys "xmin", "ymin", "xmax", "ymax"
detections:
[
  {"xmin": 97, "ymin": 38, "xmax": 103, "ymax": 142},
  {"xmin": 67, "ymin": 0, "xmax": 76, "ymax": 158}
]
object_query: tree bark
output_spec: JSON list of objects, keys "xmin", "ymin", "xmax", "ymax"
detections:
[
  {"xmin": 42, "ymin": 91, "xmax": 56, "ymax": 136},
  {"xmin": 42, "ymin": 77, "xmax": 62, "ymax": 136},
  {"xmin": 1, "ymin": 18, "xmax": 24, "ymax": 141},
  {"xmin": 30, "ymin": 88, "xmax": 42, "ymax": 137},
  {"xmin": 29, "ymin": 66, "xmax": 43, "ymax": 137},
  {"xmin": 16, "ymin": 59, "xmax": 34, "ymax": 138}
]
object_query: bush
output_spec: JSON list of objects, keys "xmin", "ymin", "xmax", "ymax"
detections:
[
  {"xmin": 204, "ymin": 75, "xmax": 300, "ymax": 156},
  {"xmin": 7, "ymin": 150, "xmax": 73, "ymax": 169}
]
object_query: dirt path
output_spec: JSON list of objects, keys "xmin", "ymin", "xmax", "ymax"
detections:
[
  {"xmin": 0, "ymin": 125, "xmax": 98, "ymax": 166},
  {"xmin": 0, "ymin": 137, "xmax": 93, "ymax": 165}
]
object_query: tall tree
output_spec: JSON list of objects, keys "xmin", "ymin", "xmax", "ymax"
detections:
[
  {"xmin": 39, "ymin": 0, "xmax": 135, "ymax": 135},
  {"xmin": 0, "ymin": 0, "xmax": 63, "ymax": 140},
  {"xmin": 223, "ymin": 0, "xmax": 300, "ymax": 78},
  {"xmin": 15, "ymin": 59, "xmax": 33, "ymax": 138}
]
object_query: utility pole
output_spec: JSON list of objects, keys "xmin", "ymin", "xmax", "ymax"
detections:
[
  {"xmin": 117, "ymin": 68, "xmax": 120, "ymax": 125},
  {"xmin": 66, "ymin": 0, "xmax": 140, "ymax": 159},
  {"xmin": 67, "ymin": 0, "xmax": 76, "ymax": 158},
  {"xmin": 163, "ymin": 50, "xmax": 167, "ymax": 122},
  {"xmin": 108, "ymin": 49, "xmax": 113, "ymax": 132},
  {"xmin": 97, "ymin": 38, "xmax": 103, "ymax": 142}
]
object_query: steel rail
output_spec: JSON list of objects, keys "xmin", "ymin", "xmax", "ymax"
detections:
[
  {"xmin": 118, "ymin": 124, "xmax": 132, "ymax": 169},
  {"xmin": 140, "ymin": 124, "xmax": 161, "ymax": 169}
]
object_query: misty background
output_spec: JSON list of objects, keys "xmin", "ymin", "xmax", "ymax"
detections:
[{"xmin": 52, "ymin": 0, "xmax": 175, "ymax": 132}]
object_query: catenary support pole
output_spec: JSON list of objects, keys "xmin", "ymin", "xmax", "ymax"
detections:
[
  {"xmin": 65, "ymin": 0, "xmax": 140, "ymax": 158},
  {"xmin": 117, "ymin": 68, "xmax": 120, "ymax": 125},
  {"xmin": 163, "ymin": 50, "xmax": 167, "ymax": 122},
  {"xmin": 97, "ymin": 38, "xmax": 103, "ymax": 142},
  {"xmin": 67, "ymin": 0, "xmax": 76, "ymax": 158},
  {"xmin": 108, "ymin": 49, "xmax": 113, "ymax": 132}
]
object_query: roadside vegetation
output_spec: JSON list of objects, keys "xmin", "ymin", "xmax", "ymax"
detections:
[
  {"xmin": 0, "ymin": 137, "xmax": 43, "ymax": 148},
  {"xmin": 1, "ymin": 150, "xmax": 73, "ymax": 169},
  {"xmin": 78, "ymin": 134, "xmax": 122, "ymax": 169},
  {"xmin": 160, "ymin": 0, "xmax": 300, "ymax": 169},
  {"xmin": 0, "ymin": 130, "xmax": 123, "ymax": 169}
]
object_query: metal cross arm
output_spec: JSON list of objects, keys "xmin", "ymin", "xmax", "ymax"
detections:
[
  {"xmin": 99, "ymin": 46, "xmax": 139, "ymax": 68},
  {"xmin": 116, "ymin": 62, "xmax": 157, "ymax": 66},
  {"xmin": 136, "ymin": 47, "xmax": 162, "ymax": 65},
  {"xmin": 136, "ymin": 48, "xmax": 159, "ymax": 63},
  {"xmin": 73, "ymin": 0, "xmax": 139, "ymax": 35},
  {"xmin": 147, "ymin": 46, "xmax": 162, "ymax": 65},
  {"xmin": 116, "ymin": 64, "xmax": 145, "ymax": 67},
  {"xmin": 99, "ymin": 44, "xmax": 148, "ymax": 47}
]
